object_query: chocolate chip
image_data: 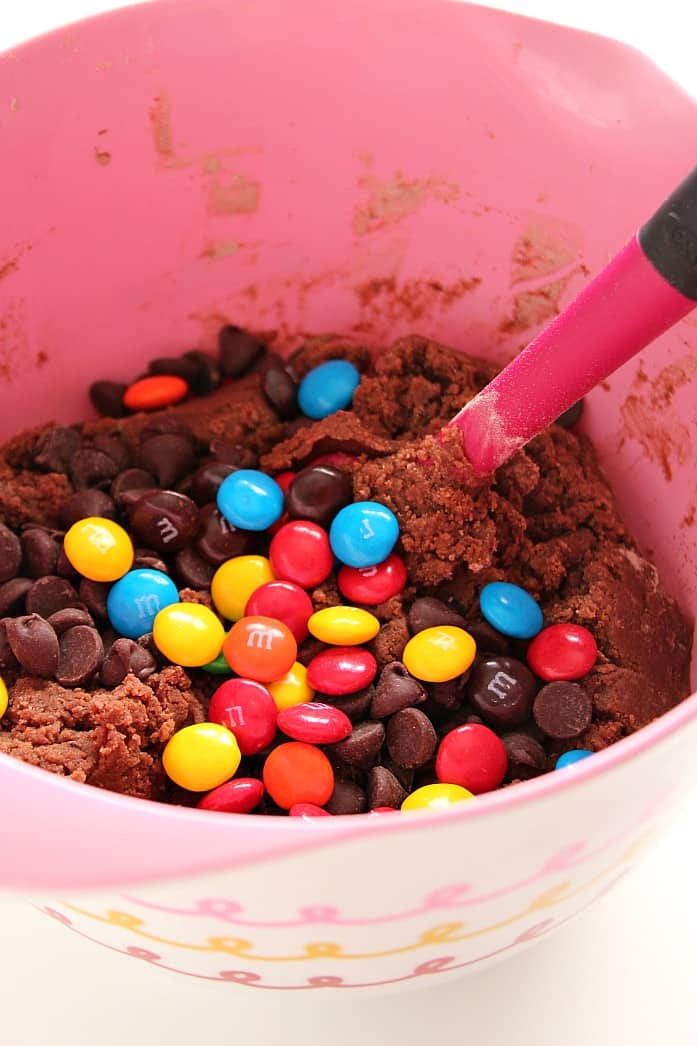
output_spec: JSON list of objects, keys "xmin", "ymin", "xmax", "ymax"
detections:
[
  {"xmin": 533, "ymin": 681, "xmax": 592, "ymax": 740},
  {"xmin": 110, "ymin": 468, "xmax": 157, "ymax": 505},
  {"xmin": 182, "ymin": 350, "xmax": 221, "ymax": 394},
  {"xmin": 385, "ymin": 707, "xmax": 437, "ymax": 769},
  {"xmin": 54, "ymin": 626, "xmax": 104, "ymax": 686},
  {"xmin": 175, "ymin": 546, "xmax": 214, "ymax": 589},
  {"xmin": 69, "ymin": 448, "xmax": 120, "ymax": 490},
  {"xmin": 147, "ymin": 356, "xmax": 201, "ymax": 383},
  {"xmin": 501, "ymin": 732, "xmax": 548, "ymax": 780},
  {"xmin": 285, "ymin": 466, "xmax": 352, "ymax": 528},
  {"xmin": 79, "ymin": 579, "xmax": 109, "ymax": 619},
  {"xmin": 5, "ymin": 614, "xmax": 59, "ymax": 677},
  {"xmin": 140, "ymin": 416, "xmax": 193, "ymax": 441},
  {"xmin": 0, "ymin": 577, "xmax": 32, "ymax": 617},
  {"xmin": 130, "ymin": 490, "xmax": 200, "ymax": 552},
  {"xmin": 89, "ymin": 380, "xmax": 127, "ymax": 418},
  {"xmin": 0, "ymin": 619, "xmax": 19, "ymax": 669},
  {"xmin": 190, "ymin": 462, "xmax": 237, "ymax": 506},
  {"xmin": 55, "ymin": 546, "xmax": 79, "ymax": 580},
  {"xmin": 176, "ymin": 474, "xmax": 194, "ymax": 499},
  {"xmin": 209, "ymin": 440, "xmax": 259, "ymax": 468},
  {"xmin": 133, "ymin": 548, "xmax": 170, "ymax": 574},
  {"xmin": 47, "ymin": 607, "xmax": 95, "ymax": 634},
  {"xmin": 319, "ymin": 686, "xmax": 374, "ymax": 722},
  {"xmin": 382, "ymin": 757, "xmax": 414, "ymax": 792},
  {"xmin": 25, "ymin": 576, "xmax": 80, "ymax": 618},
  {"xmin": 195, "ymin": 502, "xmax": 253, "ymax": 565},
  {"xmin": 282, "ymin": 416, "xmax": 313, "ymax": 440},
  {"xmin": 464, "ymin": 620, "xmax": 509, "ymax": 655},
  {"xmin": 555, "ymin": 399, "xmax": 584, "ymax": 429},
  {"xmin": 100, "ymin": 626, "xmax": 119, "ymax": 651},
  {"xmin": 260, "ymin": 353, "xmax": 298, "ymax": 419},
  {"xmin": 428, "ymin": 673, "xmax": 468, "ymax": 710},
  {"xmin": 218, "ymin": 325, "xmax": 266, "ymax": 377},
  {"xmin": 137, "ymin": 631, "xmax": 164, "ymax": 666},
  {"xmin": 116, "ymin": 489, "xmax": 161, "ymax": 516},
  {"xmin": 370, "ymin": 661, "xmax": 427, "ymax": 718},
  {"xmin": 467, "ymin": 656, "xmax": 537, "ymax": 731},
  {"xmin": 297, "ymin": 636, "xmax": 329, "ymax": 667},
  {"xmin": 101, "ymin": 637, "xmax": 157, "ymax": 686},
  {"xmin": 139, "ymin": 434, "xmax": 196, "ymax": 488},
  {"xmin": 367, "ymin": 765, "xmax": 407, "ymax": 809},
  {"xmin": 21, "ymin": 528, "xmax": 60, "ymax": 577},
  {"xmin": 34, "ymin": 426, "xmax": 81, "ymax": 473},
  {"xmin": 0, "ymin": 523, "xmax": 22, "ymax": 582},
  {"xmin": 408, "ymin": 597, "xmax": 466, "ymax": 634},
  {"xmin": 325, "ymin": 779, "xmax": 367, "ymax": 815},
  {"xmin": 92, "ymin": 433, "xmax": 132, "ymax": 471},
  {"xmin": 60, "ymin": 489, "xmax": 116, "ymax": 529},
  {"xmin": 328, "ymin": 720, "xmax": 385, "ymax": 768}
]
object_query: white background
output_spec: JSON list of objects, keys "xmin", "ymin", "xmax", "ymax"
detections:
[{"xmin": 2, "ymin": 3, "xmax": 696, "ymax": 1044}]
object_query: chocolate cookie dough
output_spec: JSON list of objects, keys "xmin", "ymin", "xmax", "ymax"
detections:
[{"xmin": 0, "ymin": 332, "xmax": 692, "ymax": 807}]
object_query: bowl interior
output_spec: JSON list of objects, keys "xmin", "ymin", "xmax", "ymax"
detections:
[{"xmin": 0, "ymin": 0, "xmax": 695, "ymax": 891}]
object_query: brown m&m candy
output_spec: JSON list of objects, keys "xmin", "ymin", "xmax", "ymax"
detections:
[{"xmin": 467, "ymin": 656, "xmax": 537, "ymax": 730}]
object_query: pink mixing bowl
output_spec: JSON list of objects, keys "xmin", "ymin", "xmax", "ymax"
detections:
[{"xmin": 1, "ymin": 0, "xmax": 696, "ymax": 992}]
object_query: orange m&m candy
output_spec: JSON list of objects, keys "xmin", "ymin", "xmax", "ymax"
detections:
[
  {"xmin": 263, "ymin": 742, "xmax": 334, "ymax": 809},
  {"xmin": 222, "ymin": 615, "xmax": 297, "ymax": 683},
  {"xmin": 123, "ymin": 375, "xmax": 189, "ymax": 411}
]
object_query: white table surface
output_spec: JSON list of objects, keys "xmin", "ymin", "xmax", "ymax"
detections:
[{"xmin": 2, "ymin": 2, "xmax": 696, "ymax": 1043}]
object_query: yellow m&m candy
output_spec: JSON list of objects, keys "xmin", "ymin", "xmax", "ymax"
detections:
[
  {"xmin": 153, "ymin": 603, "xmax": 225, "ymax": 667},
  {"xmin": 0, "ymin": 676, "xmax": 8, "ymax": 719},
  {"xmin": 163, "ymin": 723, "xmax": 241, "ymax": 791},
  {"xmin": 308, "ymin": 606, "xmax": 380, "ymax": 646},
  {"xmin": 402, "ymin": 626, "xmax": 476, "ymax": 683},
  {"xmin": 268, "ymin": 661, "xmax": 314, "ymax": 711},
  {"xmin": 211, "ymin": 555, "xmax": 274, "ymax": 621},
  {"xmin": 401, "ymin": 783, "xmax": 474, "ymax": 812},
  {"xmin": 63, "ymin": 517, "xmax": 134, "ymax": 582}
]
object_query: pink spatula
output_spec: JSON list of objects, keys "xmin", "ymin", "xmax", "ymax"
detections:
[{"xmin": 448, "ymin": 165, "xmax": 697, "ymax": 474}]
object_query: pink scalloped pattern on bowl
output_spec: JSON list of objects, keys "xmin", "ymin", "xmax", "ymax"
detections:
[{"xmin": 40, "ymin": 871, "xmax": 630, "ymax": 990}]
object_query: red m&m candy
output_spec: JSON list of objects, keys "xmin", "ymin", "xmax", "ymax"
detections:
[
  {"xmin": 436, "ymin": 723, "xmax": 508, "ymax": 794},
  {"xmin": 263, "ymin": 742, "xmax": 334, "ymax": 809},
  {"xmin": 274, "ymin": 471, "xmax": 296, "ymax": 494},
  {"xmin": 289, "ymin": 803, "xmax": 332, "ymax": 818},
  {"xmin": 222, "ymin": 615, "xmax": 297, "ymax": 683},
  {"xmin": 197, "ymin": 778, "xmax": 264, "ymax": 814},
  {"xmin": 269, "ymin": 520, "xmax": 333, "ymax": 588},
  {"xmin": 306, "ymin": 647, "xmax": 378, "ymax": 695},
  {"xmin": 337, "ymin": 553, "xmax": 407, "ymax": 605},
  {"xmin": 208, "ymin": 678, "xmax": 278, "ymax": 755},
  {"xmin": 245, "ymin": 580, "xmax": 314, "ymax": 644},
  {"xmin": 526, "ymin": 623, "xmax": 598, "ymax": 681},
  {"xmin": 277, "ymin": 702, "xmax": 352, "ymax": 744}
]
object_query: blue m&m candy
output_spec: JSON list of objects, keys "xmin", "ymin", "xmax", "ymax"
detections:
[
  {"xmin": 479, "ymin": 581, "xmax": 543, "ymax": 640},
  {"xmin": 329, "ymin": 501, "xmax": 399, "ymax": 568},
  {"xmin": 106, "ymin": 568, "xmax": 179, "ymax": 639},
  {"xmin": 217, "ymin": 470, "xmax": 284, "ymax": 531},
  {"xmin": 555, "ymin": 749, "xmax": 593, "ymax": 770},
  {"xmin": 298, "ymin": 360, "xmax": 361, "ymax": 420}
]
